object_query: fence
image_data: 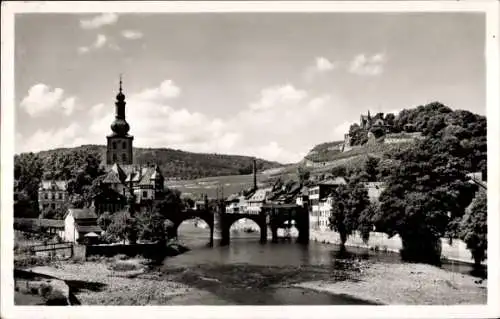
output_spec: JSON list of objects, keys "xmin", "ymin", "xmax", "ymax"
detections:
[{"xmin": 28, "ymin": 242, "xmax": 74, "ymax": 258}]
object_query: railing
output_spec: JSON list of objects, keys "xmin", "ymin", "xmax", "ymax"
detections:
[{"xmin": 29, "ymin": 242, "xmax": 73, "ymax": 254}]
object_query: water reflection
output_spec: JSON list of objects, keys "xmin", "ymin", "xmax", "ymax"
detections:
[{"xmin": 171, "ymin": 223, "xmax": 480, "ymax": 277}]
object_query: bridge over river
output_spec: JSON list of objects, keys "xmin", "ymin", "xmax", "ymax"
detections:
[{"xmin": 164, "ymin": 202, "xmax": 309, "ymax": 247}]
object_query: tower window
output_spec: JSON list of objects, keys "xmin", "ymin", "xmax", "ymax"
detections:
[
  {"xmin": 122, "ymin": 141, "xmax": 127, "ymax": 149},
  {"xmin": 113, "ymin": 142, "xmax": 117, "ymax": 149}
]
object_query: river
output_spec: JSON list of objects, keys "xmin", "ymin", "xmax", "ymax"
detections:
[{"xmin": 160, "ymin": 222, "xmax": 480, "ymax": 305}]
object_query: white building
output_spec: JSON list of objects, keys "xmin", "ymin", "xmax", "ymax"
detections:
[
  {"xmin": 308, "ymin": 177, "xmax": 346, "ymax": 231},
  {"xmin": 63, "ymin": 208, "xmax": 103, "ymax": 243},
  {"xmin": 246, "ymin": 187, "xmax": 272, "ymax": 215}
]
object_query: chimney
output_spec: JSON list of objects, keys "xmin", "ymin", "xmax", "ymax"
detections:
[{"xmin": 253, "ymin": 158, "xmax": 257, "ymax": 190}]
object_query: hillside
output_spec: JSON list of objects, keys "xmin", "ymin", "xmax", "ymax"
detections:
[
  {"xmin": 33, "ymin": 145, "xmax": 283, "ymax": 180},
  {"xmin": 299, "ymin": 102, "xmax": 486, "ymax": 178},
  {"xmin": 304, "ymin": 140, "xmax": 345, "ymax": 162}
]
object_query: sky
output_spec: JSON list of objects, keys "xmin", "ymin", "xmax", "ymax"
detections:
[{"xmin": 14, "ymin": 12, "xmax": 486, "ymax": 163}]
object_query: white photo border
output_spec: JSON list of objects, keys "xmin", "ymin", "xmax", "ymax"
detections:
[{"xmin": 1, "ymin": 1, "xmax": 499, "ymax": 319}]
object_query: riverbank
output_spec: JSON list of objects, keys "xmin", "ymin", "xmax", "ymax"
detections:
[
  {"xmin": 294, "ymin": 261, "xmax": 487, "ymax": 305},
  {"xmin": 27, "ymin": 258, "xmax": 201, "ymax": 305},
  {"xmin": 22, "ymin": 256, "xmax": 487, "ymax": 305}
]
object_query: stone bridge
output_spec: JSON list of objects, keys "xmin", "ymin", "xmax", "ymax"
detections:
[{"xmin": 165, "ymin": 203, "xmax": 309, "ymax": 246}]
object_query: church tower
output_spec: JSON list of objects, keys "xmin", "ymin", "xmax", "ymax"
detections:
[{"xmin": 106, "ymin": 76, "xmax": 134, "ymax": 165}]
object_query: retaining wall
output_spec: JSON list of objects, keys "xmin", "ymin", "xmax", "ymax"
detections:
[{"xmin": 310, "ymin": 230, "xmax": 482, "ymax": 265}]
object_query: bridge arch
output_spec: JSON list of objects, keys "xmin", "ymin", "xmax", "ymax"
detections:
[
  {"xmin": 221, "ymin": 213, "xmax": 267, "ymax": 245},
  {"xmin": 162, "ymin": 209, "xmax": 215, "ymax": 246}
]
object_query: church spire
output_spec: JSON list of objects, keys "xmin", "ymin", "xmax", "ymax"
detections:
[
  {"xmin": 110, "ymin": 74, "xmax": 130, "ymax": 136},
  {"xmin": 119, "ymin": 73, "xmax": 123, "ymax": 94}
]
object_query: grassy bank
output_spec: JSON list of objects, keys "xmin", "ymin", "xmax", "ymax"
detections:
[{"xmin": 294, "ymin": 261, "xmax": 487, "ymax": 305}]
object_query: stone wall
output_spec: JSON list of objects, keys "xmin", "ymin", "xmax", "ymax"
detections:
[{"xmin": 310, "ymin": 230, "xmax": 482, "ymax": 265}]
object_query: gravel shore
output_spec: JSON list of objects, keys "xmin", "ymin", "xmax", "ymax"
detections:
[
  {"xmin": 29, "ymin": 260, "xmax": 202, "ymax": 305},
  {"xmin": 294, "ymin": 262, "xmax": 487, "ymax": 305}
]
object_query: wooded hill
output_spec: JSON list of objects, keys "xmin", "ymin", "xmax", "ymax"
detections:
[
  {"xmin": 29, "ymin": 145, "xmax": 283, "ymax": 180},
  {"xmin": 301, "ymin": 102, "xmax": 486, "ymax": 176}
]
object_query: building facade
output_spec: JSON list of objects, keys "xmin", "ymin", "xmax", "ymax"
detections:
[
  {"xmin": 38, "ymin": 180, "xmax": 68, "ymax": 212},
  {"xmin": 63, "ymin": 208, "xmax": 103, "ymax": 243},
  {"xmin": 308, "ymin": 177, "xmax": 347, "ymax": 231}
]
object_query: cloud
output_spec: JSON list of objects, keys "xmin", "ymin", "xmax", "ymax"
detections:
[
  {"xmin": 78, "ymin": 34, "xmax": 115, "ymax": 54},
  {"xmin": 332, "ymin": 121, "xmax": 352, "ymax": 140},
  {"xmin": 121, "ymin": 30, "xmax": 143, "ymax": 40},
  {"xmin": 89, "ymin": 103, "xmax": 105, "ymax": 116},
  {"xmin": 304, "ymin": 57, "xmax": 337, "ymax": 82},
  {"xmin": 19, "ymin": 79, "xmax": 353, "ymax": 163},
  {"xmin": 20, "ymin": 84, "xmax": 78, "ymax": 117},
  {"xmin": 134, "ymin": 80, "xmax": 181, "ymax": 102},
  {"xmin": 77, "ymin": 46, "xmax": 90, "ymax": 54},
  {"xmin": 61, "ymin": 97, "xmax": 77, "ymax": 116},
  {"xmin": 249, "ymin": 85, "xmax": 307, "ymax": 111},
  {"xmin": 87, "ymin": 81, "xmax": 348, "ymax": 163},
  {"xmin": 80, "ymin": 13, "xmax": 118, "ymax": 30},
  {"xmin": 349, "ymin": 53, "xmax": 387, "ymax": 76},
  {"xmin": 94, "ymin": 34, "xmax": 107, "ymax": 48},
  {"xmin": 16, "ymin": 123, "xmax": 82, "ymax": 153},
  {"xmin": 315, "ymin": 57, "xmax": 335, "ymax": 72}
]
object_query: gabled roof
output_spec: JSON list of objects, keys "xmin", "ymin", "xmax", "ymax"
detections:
[
  {"xmin": 248, "ymin": 187, "xmax": 272, "ymax": 202},
  {"xmin": 68, "ymin": 208, "xmax": 97, "ymax": 220},
  {"xmin": 226, "ymin": 193, "xmax": 239, "ymax": 202},
  {"xmin": 102, "ymin": 169, "xmax": 124, "ymax": 184}
]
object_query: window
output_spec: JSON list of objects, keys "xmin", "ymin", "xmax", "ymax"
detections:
[
  {"xmin": 113, "ymin": 154, "xmax": 117, "ymax": 161},
  {"xmin": 122, "ymin": 154, "xmax": 127, "ymax": 162},
  {"xmin": 44, "ymin": 193, "xmax": 48, "ymax": 200},
  {"xmin": 143, "ymin": 191, "xmax": 147, "ymax": 198},
  {"xmin": 122, "ymin": 141, "xmax": 127, "ymax": 149},
  {"xmin": 51, "ymin": 203, "xmax": 55, "ymax": 210},
  {"xmin": 58, "ymin": 193, "xmax": 62, "ymax": 200},
  {"xmin": 113, "ymin": 142, "xmax": 117, "ymax": 149}
]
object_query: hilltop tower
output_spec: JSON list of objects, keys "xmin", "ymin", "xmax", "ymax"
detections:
[{"xmin": 106, "ymin": 75, "xmax": 134, "ymax": 165}]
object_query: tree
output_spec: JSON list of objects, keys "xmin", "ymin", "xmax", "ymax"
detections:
[
  {"xmin": 136, "ymin": 211, "xmax": 168, "ymax": 244},
  {"xmin": 14, "ymin": 153, "xmax": 44, "ymax": 217},
  {"xmin": 97, "ymin": 211, "xmax": 113, "ymax": 232},
  {"xmin": 106, "ymin": 210, "xmax": 139, "ymax": 244},
  {"xmin": 359, "ymin": 203, "xmax": 377, "ymax": 244},
  {"xmin": 385, "ymin": 113, "xmax": 396, "ymax": 130},
  {"xmin": 460, "ymin": 190, "xmax": 487, "ymax": 267},
  {"xmin": 155, "ymin": 188, "xmax": 184, "ymax": 219},
  {"xmin": 364, "ymin": 156, "xmax": 380, "ymax": 182},
  {"xmin": 370, "ymin": 127, "xmax": 385, "ymax": 139},
  {"xmin": 330, "ymin": 166, "xmax": 347, "ymax": 178},
  {"xmin": 328, "ymin": 182, "xmax": 370, "ymax": 246},
  {"xmin": 376, "ymin": 136, "xmax": 478, "ymax": 264},
  {"xmin": 349, "ymin": 124, "xmax": 368, "ymax": 146}
]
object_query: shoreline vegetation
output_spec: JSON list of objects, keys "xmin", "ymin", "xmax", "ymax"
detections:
[{"xmin": 16, "ymin": 252, "xmax": 486, "ymax": 305}]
